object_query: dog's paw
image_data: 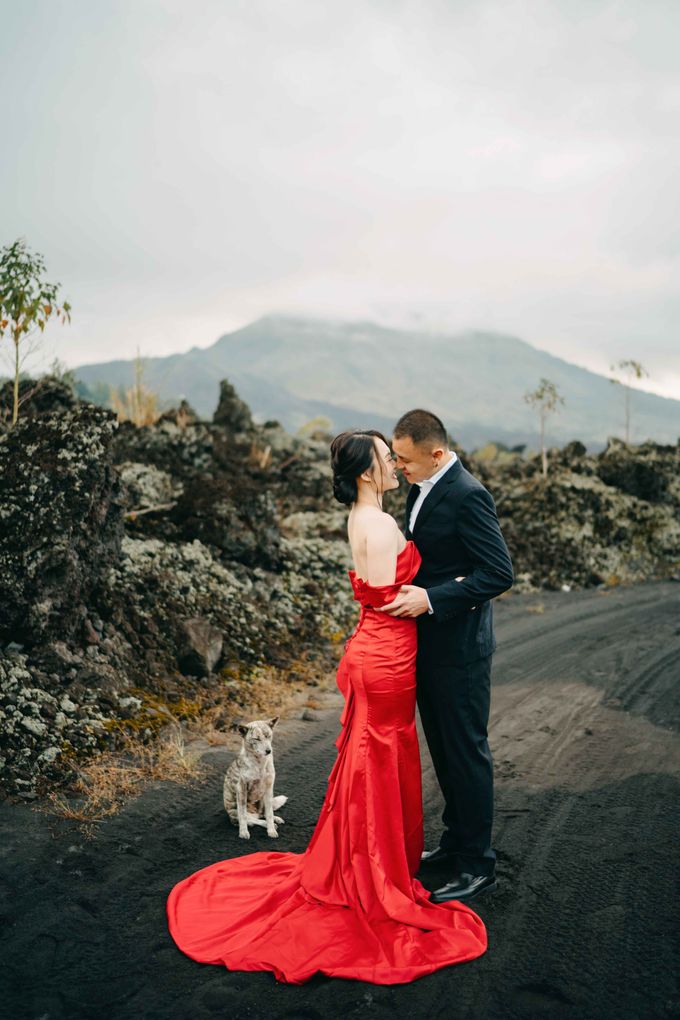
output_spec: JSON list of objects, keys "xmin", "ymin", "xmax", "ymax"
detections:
[
  {"xmin": 238, "ymin": 829, "xmax": 251, "ymax": 840},
  {"xmin": 267, "ymin": 827, "xmax": 279, "ymax": 838},
  {"xmin": 274, "ymin": 815, "xmax": 285, "ymax": 824}
]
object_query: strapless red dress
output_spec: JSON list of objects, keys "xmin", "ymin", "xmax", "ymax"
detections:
[{"xmin": 166, "ymin": 540, "xmax": 487, "ymax": 984}]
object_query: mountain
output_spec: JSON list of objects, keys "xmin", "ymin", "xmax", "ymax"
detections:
[{"xmin": 72, "ymin": 314, "xmax": 680, "ymax": 450}]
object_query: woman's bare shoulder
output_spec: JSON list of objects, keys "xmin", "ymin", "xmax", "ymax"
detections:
[
  {"xmin": 349, "ymin": 507, "xmax": 399, "ymax": 533},
  {"xmin": 363, "ymin": 513, "xmax": 400, "ymax": 554}
]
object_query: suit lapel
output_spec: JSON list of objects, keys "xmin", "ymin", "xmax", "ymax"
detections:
[{"xmin": 412, "ymin": 459, "xmax": 463, "ymax": 536}]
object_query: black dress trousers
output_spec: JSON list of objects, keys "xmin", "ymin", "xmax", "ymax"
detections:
[{"xmin": 415, "ymin": 651, "xmax": 496, "ymax": 876}]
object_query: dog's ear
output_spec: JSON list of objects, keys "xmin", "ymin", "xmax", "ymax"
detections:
[
  {"xmin": 230, "ymin": 721, "xmax": 249, "ymax": 737},
  {"xmin": 268, "ymin": 716, "xmax": 280, "ymax": 729}
]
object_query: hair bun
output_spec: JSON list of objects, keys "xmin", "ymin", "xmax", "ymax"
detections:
[{"xmin": 332, "ymin": 471, "xmax": 357, "ymax": 507}]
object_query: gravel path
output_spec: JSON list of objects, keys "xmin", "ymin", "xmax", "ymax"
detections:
[{"xmin": 1, "ymin": 581, "xmax": 679, "ymax": 1020}]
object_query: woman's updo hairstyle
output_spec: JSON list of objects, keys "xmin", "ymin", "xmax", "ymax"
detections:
[{"xmin": 330, "ymin": 428, "xmax": 389, "ymax": 507}]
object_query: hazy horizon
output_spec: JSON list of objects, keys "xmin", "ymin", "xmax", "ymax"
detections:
[{"xmin": 54, "ymin": 312, "xmax": 679, "ymax": 408}]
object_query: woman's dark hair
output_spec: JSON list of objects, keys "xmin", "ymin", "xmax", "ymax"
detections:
[{"xmin": 330, "ymin": 428, "xmax": 389, "ymax": 507}]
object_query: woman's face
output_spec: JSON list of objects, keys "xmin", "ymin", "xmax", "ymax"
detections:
[{"xmin": 364, "ymin": 437, "xmax": 399, "ymax": 494}]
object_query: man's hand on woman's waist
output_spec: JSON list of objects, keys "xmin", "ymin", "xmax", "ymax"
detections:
[{"xmin": 378, "ymin": 576, "xmax": 475, "ymax": 618}]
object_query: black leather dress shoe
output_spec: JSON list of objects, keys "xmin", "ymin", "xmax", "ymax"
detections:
[
  {"xmin": 419, "ymin": 846, "xmax": 457, "ymax": 867},
  {"xmin": 429, "ymin": 871, "xmax": 498, "ymax": 903}
]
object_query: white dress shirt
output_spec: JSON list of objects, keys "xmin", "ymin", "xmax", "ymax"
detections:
[
  {"xmin": 408, "ymin": 452, "xmax": 458, "ymax": 614},
  {"xmin": 409, "ymin": 452, "xmax": 458, "ymax": 532}
]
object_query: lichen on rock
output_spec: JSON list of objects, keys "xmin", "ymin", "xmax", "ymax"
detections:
[
  {"xmin": 2, "ymin": 375, "xmax": 677, "ymax": 800},
  {"xmin": 0, "ymin": 377, "xmax": 357, "ymax": 798}
]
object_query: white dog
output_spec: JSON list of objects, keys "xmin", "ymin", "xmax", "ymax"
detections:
[{"xmin": 223, "ymin": 717, "xmax": 288, "ymax": 839}]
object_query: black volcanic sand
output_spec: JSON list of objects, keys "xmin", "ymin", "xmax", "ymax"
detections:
[{"xmin": 2, "ymin": 582, "xmax": 679, "ymax": 1020}]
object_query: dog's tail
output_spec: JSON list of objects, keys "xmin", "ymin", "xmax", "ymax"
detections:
[{"xmin": 272, "ymin": 795, "xmax": 288, "ymax": 810}]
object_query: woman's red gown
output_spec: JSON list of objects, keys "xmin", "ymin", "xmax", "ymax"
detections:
[{"xmin": 166, "ymin": 540, "xmax": 488, "ymax": 984}]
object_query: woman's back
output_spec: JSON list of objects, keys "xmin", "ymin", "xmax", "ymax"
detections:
[{"xmin": 347, "ymin": 506, "xmax": 407, "ymax": 585}]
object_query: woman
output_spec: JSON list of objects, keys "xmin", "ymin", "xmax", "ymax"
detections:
[{"xmin": 166, "ymin": 429, "xmax": 487, "ymax": 984}]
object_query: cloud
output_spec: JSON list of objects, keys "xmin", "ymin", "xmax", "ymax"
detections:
[{"xmin": 1, "ymin": 0, "xmax": 678, "ymax": 396}]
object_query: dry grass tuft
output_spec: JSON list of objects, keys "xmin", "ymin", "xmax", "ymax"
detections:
[
  {"xmin": 40, "ymin": 653, "xmax": 339, "ymax": 830},
  {"xmin": 181, "ymin": 662, "xmax": 333, "ymax": 748},
  {"xmin": 107, "ymin": 350, "xmax": 163, "ymax": 427},
  {"xmin": 43, "ymin": 721, "xmax": 207, "ymax": 825}
]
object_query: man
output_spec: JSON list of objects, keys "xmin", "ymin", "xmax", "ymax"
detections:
[{"xmin": 377, "ymin": 408, "xmax": 513, "ymax": 903}]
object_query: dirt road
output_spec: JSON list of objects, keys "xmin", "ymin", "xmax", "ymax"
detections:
[{"xmin": 1, "ymin": 581, "xmax": 679, "ymax": 1019}]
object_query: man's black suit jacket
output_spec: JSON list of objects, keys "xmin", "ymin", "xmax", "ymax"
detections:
[{"xmin": 405, "ymin": 458, "xmax": 514, "ymax": 666}]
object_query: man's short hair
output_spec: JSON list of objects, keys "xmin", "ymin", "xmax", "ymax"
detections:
[{"xmin": 393, "ymin": 409, "xmax": 448, "ymax": 449}]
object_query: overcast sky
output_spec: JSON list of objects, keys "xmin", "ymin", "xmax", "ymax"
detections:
[{"xmin": 1, "ymin": 0, "xmax": 679, "ymax": 399}]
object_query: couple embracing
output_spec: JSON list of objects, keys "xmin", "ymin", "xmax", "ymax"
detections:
[{"xmin": 167, "ymin": 408, "xmax": 514, "ymax": 985}]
